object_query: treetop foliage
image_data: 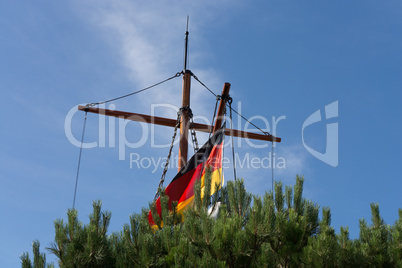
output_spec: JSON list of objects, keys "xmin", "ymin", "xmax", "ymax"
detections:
[{"xmin": 21, "ymin": 175, "xmax": 402, "ymax": 267}]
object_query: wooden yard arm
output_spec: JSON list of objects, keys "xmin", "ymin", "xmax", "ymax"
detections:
[{"xmin": 78, "ymin": 105, "xmax": 281, "ymax": 143}]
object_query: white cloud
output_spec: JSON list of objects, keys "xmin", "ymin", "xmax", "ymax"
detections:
[
  {"xmin": 275, "ymin": 144, "xmax": 309, "ymax": 178},
  {"xmin": 71, "ymin": 0, "xmax": 242, "ymax": 151},
  {"xmin": 70, "ymin": 1, "xmax": 312, "ymax": 194},
  {"xmin": 74, "ymin": 0, "xmax": 232, "ymax": 111},
  {"xmin": 223, "ymin": 142, "xmax": 310, "ymax": 195}
]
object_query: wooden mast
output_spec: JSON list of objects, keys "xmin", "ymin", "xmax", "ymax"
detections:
[
  {"xmin": 179, "ymin": 71, "xmax": 191, "ymax": 171},
  {"xmin": 213, "ymin": 83, "xmax": 231, "ymax": 133},
  {"xmin": 178, "ymin": 18, "xmax": 191, "ymax": 171},
  {"xmin": 77, "ymin": 17, "xmax": 282, "ymax": 174}
]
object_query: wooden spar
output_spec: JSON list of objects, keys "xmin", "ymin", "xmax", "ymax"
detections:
[
  {"xmin": 178, "ymin": 22, "xmax": 191, "ymax": 171},
  {"xmin": 213, "ymin": 82, "xmax": 231, "ymax": 133},
  {"xmin": 78, "ymin": 105, "xmax": 281, "ymax": 142},
  {"xmin": 75, "ymin": 24, "xmax": 283, "ymax": 194},
  {"xmin": 178, "ymin": 70, "xmax": 191, "ymax": 171}
]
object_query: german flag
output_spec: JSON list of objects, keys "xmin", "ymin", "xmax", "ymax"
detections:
[{"xmin": 148, "ymin": 127, "xmax": 225, "ymax": 228}]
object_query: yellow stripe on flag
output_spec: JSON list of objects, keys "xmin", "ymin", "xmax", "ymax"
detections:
[{"xmin": 176, "ymin": 167, "xmax": 223, "ymax": 216}]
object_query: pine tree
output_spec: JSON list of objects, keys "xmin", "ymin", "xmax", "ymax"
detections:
[
  {"xmin": 359, "ymin": 203, "xmax": 391, "ymax": 267},
  {"xmin": 268, "ymin": 176, "xmax": 320, "ymax": 267},
  {"xmin": 47, "ymin": 201, "xmax": 114, "ymax": 267},
  {"xmin": 302, "ymin": 208, "xmax": 338, "ymax": 267},
  {"xmin": 20, "ymin": 240, "xmax": 54, "ymax": 268},
  {"xmin": 337, "ymin": 226, "xmax": 365, "ymax": 267},
  {"xmin": 21, "ymin": 175, "xmax": 402, "ymax": 267},
  {"xmin": 390, "ymin": 209, "xmax": 402, "ymax": 267}
]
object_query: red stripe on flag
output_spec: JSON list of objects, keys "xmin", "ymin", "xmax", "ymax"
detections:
[{"xmin": 148, "ymin": 128, "xmax": 224, "ymax": 227}]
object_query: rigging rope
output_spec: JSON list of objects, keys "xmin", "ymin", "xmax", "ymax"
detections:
[
  {"xmin": 193, "ymin": 73, "xmax": 276, "ymax": 185},
  {"xmin": 153, "ymin": 110, "xmax": 182, "ymax": 201},
  {"xmin": 88, "ymin": 72, "xmax": 182, "ymax": 106},
  {"xmin": 72, "ymin": 109, "xmax": 88, "ymax": 210},
  {"xmin": 222, "ymin": 115, "xmax": 227, "ymax": 186},
  {"xmin": 229, "ymin": 106, "xmax": 274, "ymax": 137},
  {"xmin": 190, "ymin": 120, "xmax": 199, "ymax": 153},
  {"xmin": 228, "ymin": 98, "xmax": 237, "ymax": 182},
  {"xmin": 194, "ymin": 73, "xmax": 278, "ymax": 188},
  {"xmin": 194, "ymin": 96, "xmax": 222, "ymax": 185},
  {"xmin": 209, "ymin": 96, "xmax": 221, "ymax": 139},
  {"xmin": 188, "ymin": 108, "xmax": 199, "ymax": 153},
  {"xmin": 193, "ymin": 73, "xmax": 274, "ymax": 138},
  {"xmin": 192, "ymin": 73, "xmax": 217, "ymax": 97},
  {"xmin": 271, "ymin": 140, "xmax": 275, "ymax": 192}
]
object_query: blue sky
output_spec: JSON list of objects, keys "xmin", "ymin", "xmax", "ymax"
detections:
[{"xmin": 1, "ymin": 1, "xmax": 401, "ymax": 266}]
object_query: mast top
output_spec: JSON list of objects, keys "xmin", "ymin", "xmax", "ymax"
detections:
[{"xmin": 183, "ymin": 16, "xmax": 189, "ymax": 72}]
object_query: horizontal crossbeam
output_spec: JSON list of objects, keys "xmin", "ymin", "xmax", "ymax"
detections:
[{"xmin": 78, "ymin": 106, "xmax": 281, "ymax": 142}]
